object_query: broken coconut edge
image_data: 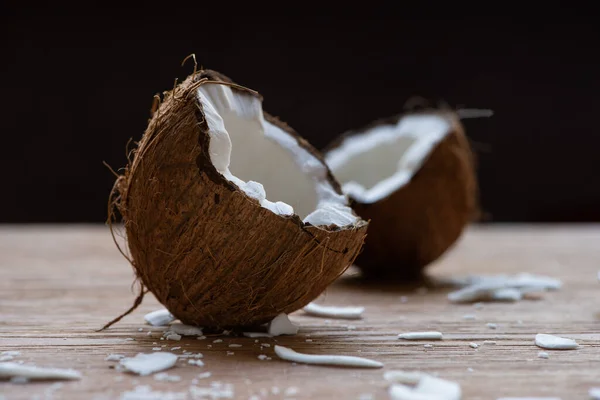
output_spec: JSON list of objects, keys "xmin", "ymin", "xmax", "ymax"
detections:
[
  {"xmin": 110, "ymin": 69, "xmax": 368, "ymax": 329},
  {"xmin": 324, "ymin": 107, "xmax": 479, "ymax": 280}
]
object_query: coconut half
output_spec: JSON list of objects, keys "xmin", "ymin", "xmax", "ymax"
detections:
[
  {"xmin": 113, "ymin": 70, "xmax": 367, "ymax": 328},
  {"xmin": 325, "ymin": 110, "xmax": 477, "ymax": 280}
]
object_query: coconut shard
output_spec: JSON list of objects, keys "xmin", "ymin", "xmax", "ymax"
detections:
[
  {"xmin": 325, "ymin": 109, "xmax": 478, "ymax": 280},
  {"xmin": 109, "ymin": 70, "xmax": 367, "ymax": 329}
]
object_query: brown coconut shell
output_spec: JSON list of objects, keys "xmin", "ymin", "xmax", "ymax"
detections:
[
  {"xmin": 113, "ymin": 70, "xmax": 367, "ymax": 328},
  {"xmin": 326, "ymin": 110, "xmax": 478, "ymax": 281}
]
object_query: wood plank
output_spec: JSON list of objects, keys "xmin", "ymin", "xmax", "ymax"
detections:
[{"xmin": 1, "ymin": 225, "xmax": 599, "ymax": 399}]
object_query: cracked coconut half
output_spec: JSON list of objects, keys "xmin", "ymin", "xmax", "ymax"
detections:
[
  {"xmin": 325, "ymin": 108, "xmax": 478, "ymax": 280},
  {"xmin": 111, "ymin": 70, "xmax": 367, "ymax": 329}
]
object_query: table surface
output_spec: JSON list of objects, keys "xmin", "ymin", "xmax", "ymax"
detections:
[{"xmin": 1, "ymin": 225, "xmax": 599, "ymax": 399}]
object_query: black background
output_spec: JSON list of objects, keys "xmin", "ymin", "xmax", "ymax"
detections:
[{"xmin": 2, "ymin": 8, "xmax": 599, "ymax": 223}]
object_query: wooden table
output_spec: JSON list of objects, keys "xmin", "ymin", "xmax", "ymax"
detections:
[{"xmin": 1, "ymin": 225, "xmax": 599, "ymax": 399}]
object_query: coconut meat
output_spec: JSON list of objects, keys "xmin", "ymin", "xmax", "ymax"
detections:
[
  {"xmin": 325, "ymin": 114, "xmax": 453, "ymax": 204},
  {"xmin": 197, "ymin": 84, "xmax": 358, "ymax": 227}
]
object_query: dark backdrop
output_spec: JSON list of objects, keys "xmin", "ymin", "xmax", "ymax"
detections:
[{"xmin": 2, "ymin": 9, "xmax": 599, "ymax": 223}]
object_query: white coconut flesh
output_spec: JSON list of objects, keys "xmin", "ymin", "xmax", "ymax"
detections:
[
  {"xmin": 197, "ymin": 84, "xmax": 358, "ymax": 227},
  {"xmin": 325, "ymin": 114, "xmax": 453, "ymax": 204}
]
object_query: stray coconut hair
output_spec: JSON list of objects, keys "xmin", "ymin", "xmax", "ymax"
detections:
[{"xmin": 102, "ymin": 65, "xmax": 367, "ymax": 330}]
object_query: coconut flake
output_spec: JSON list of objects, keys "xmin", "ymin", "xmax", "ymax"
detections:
[
  {"xmin": 165, "ymin": 333, "xmax": 182, "ymax": 341},
  {"xmin": 302, "ymin": 302, "xmax": 364, "ymax": 319},
  {"xmin": 243, "ymin": 332, "xmax": 272, "ymax": 338},
  {"xmin": 414, "ymin": 375, "xmax": 461, "ymax": 400},
  {"xmin": 144, "ymin": 309, "xmax": 175, "ymax": 326},
  {"xmin": 120, "ymin": 385, "xmax": 187, "ymax": 400},
  {"xmin": 168, "ymin": 323, "xmax": 203, "ymax": 336},
  {"xmin": 267, "ymin": 313, "xmax": 298, "ymax": 336},
  {"xmin": 534, "ymin": 334, "xmax": 578, "ymax": 350},
  {"xmin": 119, "ymin": 352, "xmax": 178, "ymax": 376},
  {"xmin": 386, "ymin": 371, "xmax": 461, "ymax": 400},
  {"xmin": 384, "ymin": 371, "xmax": 427, "ymax": 385},
  {"xmin": 589, "ymin": 388, "xmax": 600, "ymax": 399},
  {"xmin": 398, "ymin": 332, "xmax": 443, "ymax": 340},
  {"xmin": 274, "ymin": 345, "xmax": 382, "ymax": 368},
  {"xmin": 0, "ymin": 362, "xmax": 81, "ymax": 381},
  {"xmin": 189, "ymin": 382, "xmax": 234, "ymax": 399},
  {"xmin": 447, "ymin": 273, "xmax": 562, "ymax": 304},
  {"xmin": 537, "ymin": 351, "xmax": 549, "ymax": 359},
  {"xmin": 490, "ymin": 288, "xmax": 522, "ymax": 302},
  {"xmin": 105, "ymin": 354, "xmax": 125, "ymax": 361},
  {"xmin": 153, "ymin": 372, "xmax": 181, "ymax": 382}
]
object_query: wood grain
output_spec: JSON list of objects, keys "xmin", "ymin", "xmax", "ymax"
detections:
[{"xmin": 1, "ymin": 225, "xmax": 599, "ymax": 399}]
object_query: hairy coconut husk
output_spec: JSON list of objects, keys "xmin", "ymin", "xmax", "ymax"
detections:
[
  {"xmin": 326, "ymin": 110, "xmax": 478, "ymax": 281},
  {"xmin": 111, "ymin": 70, "xmax": 367, "ymax": 328}
]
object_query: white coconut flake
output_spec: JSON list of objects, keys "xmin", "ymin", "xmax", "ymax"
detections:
[
  {"xmin": 285, "ymin": 386, "xmax": 299, "ymax": 396},
  {"xmin": 398, "ymin": 332, "xmax": 443, "ymax": 340},
  {"xmin": 213, "ymin": 339, "xmax": 223, "ymax": 343},
  {"xmin": 243, "ymin": 332, "xmax": 272, "ymax": 338},
  {"xmin": 534, "ymin": 334, "xmax": 578, "ymax": 350},
  {"xmin": 105, "ymin": 354, "xmax": 125, "ymax": 361},
  {"xmin": 302, "ymin": 302, "xmax": 365, "ymax": 319},
  {"xmin": 197, "ymin": 371, "xmax": 212, "ymax": 379},
  {"xmin": 119, "ymin": 352, "xmax": 178, "ymax": 376},
  {"xmin": 537, "ymin": 351, "xmax": 549, "ymax": 359},
  {"xmin": 274, "ymin": 345, "xmax": 382, "ymax": 368},
  {"xmin": 168, "ymin": 323, "xmax": 203, "ymax": 336},
  {"xmin": 188, "ymin": 359, "xmax": 204, "ymax": 366},
  {"xmin": 491, "ymin": 288, "xmax": 522, "ymax": 302},
  {"xmin": 1, "ymin": 351, "xmax": 19, "ymax": 357},
  {"xmin": 415, "ymin": 375, "xmax": 461, "ymax": 400},
  {"xmin": 0, "ymin": 356, "xmax": 14, "ymax": 362},
  {"xmin": 469, "ymin": 343, "xmax": 479, "ymax": 349},
  {"xmin": 153, "ymin": 372, "xmax": 181, "ymax": 382},
  {"xmin": 486, "ymin": 323, "xmax": 498, "ymax": 330},
  {"xmin": 384, "ymin": 371, "xmax": 427, "ymax": 385},
  {"xmin": 165, "ymin": 333, "xmax": 182, "ymax": 341},
  {"xmin": 257, "ymin": 355, "xmax": 268, "ymax": 361},
  {"xmin": 386, "ymin": 372, "xmax": 461, "ymax": 400},
  {"xmin": 144, "ymin": 309, "xmax": 175, "ymax": 326},
  {"xmin": 0, "ymin": 362, "xmax": 81, "ymax": 381},
  {"xmin": 189, "ymin": 381, "xmax": 234, "ymax": 399},
  {"xmin": 448, "ymin": 273, "xmax": 562, "ymax": 303},
  {"xmin": 120, "ymin": 385, "xmax": 187, "ymax": 400},
  {"xmin": 267, "ymin": 313, "xmax": 299, "ymax": 336}
]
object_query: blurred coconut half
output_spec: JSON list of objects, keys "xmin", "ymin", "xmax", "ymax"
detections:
[
  {"xmin": 110, "ymin": 70, "xmax": 367, "ymax": 329},
  {"xmin": 325, "ymin": 108, "xmax": 484, "ymax": 280}
]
